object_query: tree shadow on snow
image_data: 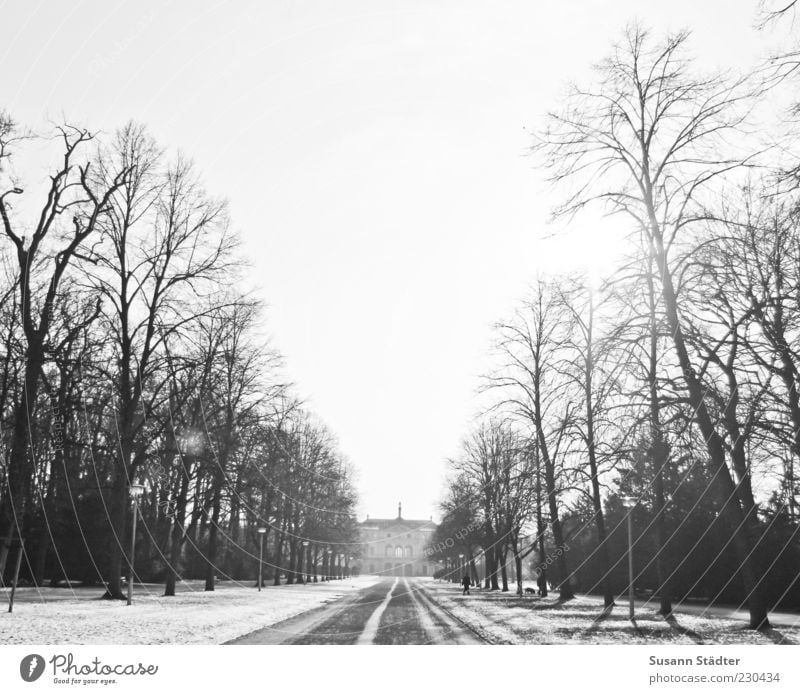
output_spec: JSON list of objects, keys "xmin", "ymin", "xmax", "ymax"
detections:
[
  {"xmin": 757, "ymin": 626, "xmax": 797, "ymax": 645},
  {"xmin": 663, "ymin": 614, "xmax": 705, "ymax": 644}
]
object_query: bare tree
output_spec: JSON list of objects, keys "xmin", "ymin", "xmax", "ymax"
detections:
[
  {"xmin": 89, "ymin": 123, "xmax": 236, "ymax": 598},
  {"xmin": 556, "ymin": 278, "xmax": 623, "ymax": 608},
  {"xmin": 488, "ymin": 280, "xmax": 576, "ymax": 600},
  {"xmin": 535, "ymin": 25, "xmax": 772, "ymax": 628},
  {"xmin": 0, "ymin": 118, "xmax": 129, "ymax": 575}
]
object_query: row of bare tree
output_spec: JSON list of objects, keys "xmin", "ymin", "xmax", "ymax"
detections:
[
  {"xmin": 0, "ymin": 118, "xmax": 358, "ymax": 598},
  {"xmin": 432, "ymin": 17, "xmax": 800, "ymax": 630}
]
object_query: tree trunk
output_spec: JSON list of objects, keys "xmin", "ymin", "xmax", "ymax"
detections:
[
  {"xmin": 32, "ymin": 520, "xmax": 49, "ymax": 587},
  {"xmin": 533, "ymin": 372, "xmax": 574, "ymax": 600},
  {"xmin": 273, "ymin": 523, "xmax": 285, "ymax": 586},
  {"xmin": 652, "ymin": 222, "xmax": 769, "ymax": 629},
  {"xmin": 105, "ymin": 474, "xmax": 130, "ymax": 599},
  {"xmin": 489, "ymin": 547, "xmax": 500, "ymax": 590},
  {"xmin": 286, "ymin": 539, "xmax": 297, "ymax": 584},
  {"xmin": 164, "ymin": 461, "xmax": 190, "ymax": 597},
  {"xmin": 538, "ymin": 434, "xmax": 573, "ymax": 600},
  {"xmin": 204, "ymin": 483, "xmax": 222, "ymax": 591},
  {"xmin": 513, "ymin": 548, "xmax": 523, "ymax": 596},
  {"xmin": 651, "ymin": 439, "xmax": 672, "ymax": 615},
  {"xmin": 583, "ymin": 297, "xmax": 614, "ymax": 608},
  {"xmin": 0, "ymin": 350, "xmax": 44, "ymax": 552},
  {"xmin": 645, "ymin": 249, "xmax": 673, "ymax": 616},
  {"xmin": 535, "ymin": 449, "xmax": 548, "ymax": 598}
]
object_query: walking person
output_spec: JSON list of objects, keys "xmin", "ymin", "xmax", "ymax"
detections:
[{"xmin": 461, "ymin": 573, "xmax": 471, "ymax": 595}]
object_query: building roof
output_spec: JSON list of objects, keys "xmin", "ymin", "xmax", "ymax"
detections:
[
  {"xmin": 359, "ymin": 503, "xmax": 437, "ymax": 531},
  {"xmin": 359, "ymin": 517, "xmax": 436, "ymax": 531}
]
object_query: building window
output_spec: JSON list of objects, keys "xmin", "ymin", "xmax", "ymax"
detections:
[
  {"xmin": 385, "ymin": 545, "xmax": 392, "ymax": 557},
  {"xmin": 405, "ymin": 545, "xmax": 413, "ymax": 558},
  {"xmin": 395, "ymin": 546, "xmax": 403, "ymax": 558}
]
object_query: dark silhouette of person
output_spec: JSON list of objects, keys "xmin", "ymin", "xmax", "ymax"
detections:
[{"xmin": 462, "ymin": 574, "xmax": 471, "ymax": 595}]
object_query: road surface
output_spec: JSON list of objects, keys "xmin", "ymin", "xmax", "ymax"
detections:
[{"xmin": 227, "ymin": 577, "xmax": 486, "ymax": 645}]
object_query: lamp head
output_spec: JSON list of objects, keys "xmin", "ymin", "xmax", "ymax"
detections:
[
  {"xmin": 620, "ymin": 496, "xmax": 636, "ymax": 509},
  {"xmin": 257, "ymin": 527, "xmax": 267, "ymax": 535},
  {"xmin": 130, "ymin": 484, "xmax": 145, "ymax": 498}
]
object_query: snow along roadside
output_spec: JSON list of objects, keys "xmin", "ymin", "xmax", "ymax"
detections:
[{"xmin": 0, "ymin": 576, "xmax": 381, "ymax": 645}]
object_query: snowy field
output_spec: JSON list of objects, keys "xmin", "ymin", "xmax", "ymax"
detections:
[
  {"xmin": 0, "ymin": 576, "xmax": 380, "ymax": 645},
  {"xmin": 423, "ymin": 582, "xmax": 800, "ymax": 645}
]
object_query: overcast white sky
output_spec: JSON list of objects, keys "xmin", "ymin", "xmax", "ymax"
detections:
[{"xmin": 0, "ymin": 0, "xmax": 778, "ymax": 520}]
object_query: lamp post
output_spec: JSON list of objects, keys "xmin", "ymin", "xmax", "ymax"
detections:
[
  {"xmin": 458, "ymin": 553, "xmax": 465, "ymax": 582},
  {"xmin": 127, "ymin": 484, "xmax": 145, "ymax": 606},
  {"xmin": 621, "ymin": 496, "xmax": 636, "ymax": 621},
  {"xmin": 257, "ymin": 527, "xmax": 267, "ymax": 591},
  {"xmin": 326, "ymin": 548, "xmax": 332, "ymax": 581}
]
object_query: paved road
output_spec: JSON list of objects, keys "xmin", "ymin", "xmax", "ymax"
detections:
[{"xmin": 228, "ymin": 577, "xmax": 486, "ymax": 645}]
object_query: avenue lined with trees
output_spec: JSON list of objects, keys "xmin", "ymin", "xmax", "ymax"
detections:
[{"xmin": 1, "ymin": 0, "xmax": 800, "ymax": 644}]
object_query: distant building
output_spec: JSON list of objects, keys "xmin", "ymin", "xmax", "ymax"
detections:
[{"xmin": 354, "ymin": 503, "xmax": 437, "ymax": 577}]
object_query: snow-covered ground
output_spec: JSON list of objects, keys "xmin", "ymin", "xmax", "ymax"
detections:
[
  {"xmin": 0, "ymin": 576, "xmax": 380, "ymax": 645},
  {"xmin": 423, "ymin": 581, "xmax": 800, "ymax": 645}
]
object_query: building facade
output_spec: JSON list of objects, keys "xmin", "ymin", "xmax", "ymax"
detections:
[{"xmin": 354, "ymin": 504, "xmax": 437, "ymax": 577}]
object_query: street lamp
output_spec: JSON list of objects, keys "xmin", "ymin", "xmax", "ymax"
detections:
[
  {"xmin": 458, "ymin": 553, "xmax": 465, "ymax": 583},
  {"xmin": 326, "ymin": 548, "xmax": 333, "ymax": 581},
  {"xmin": 257, "ymin": 527, "xmax": 267, "ymax": 591},
  {"xmin": 620, "ymin": 496, "xmax": 636, "ymax": 621},
  {"xmin": 127, "ymin": 484, "xmax": 145, "ymax": 606}
]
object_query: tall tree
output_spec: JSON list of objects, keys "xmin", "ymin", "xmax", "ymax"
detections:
[
  {"xmin": 535, "ymin": 26, "xmax": 772, "ymax": 627},
  {"xmin": 488, "ymin": 281, "xmax": 577, "ymax": 599},
  {"xmin": 89, "ymin": 123, "xmax": 235, "ymax": 598},
  {"xmin": 0, "ymin": 118, "xmax": 128, "ymax": 575}
]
